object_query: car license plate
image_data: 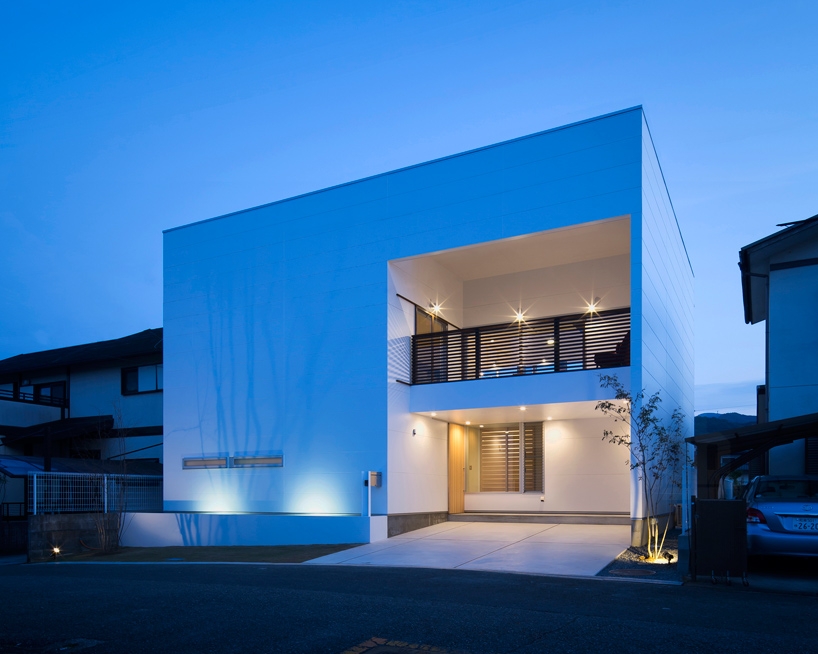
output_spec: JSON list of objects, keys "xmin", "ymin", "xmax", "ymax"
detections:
[{"xmin": 792, "ymin": 516, "xmax": 818, "ymax": 531}]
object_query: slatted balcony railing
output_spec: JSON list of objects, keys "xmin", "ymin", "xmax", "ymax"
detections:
[
  {"xmin": 411, "ymin": 308, "xmax": 630, "ymax": 385},
  {"xmin": 0, "ymin": 388, "xmax": 68, "ymax": 408}
]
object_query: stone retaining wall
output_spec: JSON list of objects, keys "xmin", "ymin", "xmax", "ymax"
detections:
[{"xmin": 28, "ymin": 513, "xmax": 116, "ymax": 562}]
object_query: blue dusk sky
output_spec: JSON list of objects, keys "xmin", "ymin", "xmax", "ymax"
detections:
[{"xmin": 2, "ymin": 1, "xmax": 816, "ymax": 414}]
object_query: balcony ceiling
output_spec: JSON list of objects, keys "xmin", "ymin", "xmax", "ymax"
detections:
[
  {"xmin": 421, "ymin": 216, "xmax": 630, "ymax": 281},
  {"xmin": 416, "ymin": 399, "xmax": 620, "ymax": 425}
]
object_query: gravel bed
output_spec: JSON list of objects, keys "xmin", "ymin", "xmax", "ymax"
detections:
[{"xmin": 596, "ymin": 528, "xmax": 683, "ymax": 583}]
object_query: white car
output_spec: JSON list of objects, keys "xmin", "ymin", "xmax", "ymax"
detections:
[{"xmin": 744, "ymin": 475, "xmax": 818, "ymax": 557}]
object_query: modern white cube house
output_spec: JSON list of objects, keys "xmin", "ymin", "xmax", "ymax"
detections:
[{"xmin": 161, "ymin": 106, "xmax": 693, "ymax": 545}]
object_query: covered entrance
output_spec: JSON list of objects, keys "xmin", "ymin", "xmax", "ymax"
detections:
[{"xmin": 442, "ymin": 401, "xmax": 629, "ymax": 521}]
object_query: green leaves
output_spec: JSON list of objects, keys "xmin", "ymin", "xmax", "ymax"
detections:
[{"xmin": 595, "ymin": 374, "xmax": 687, "ymax": 558}]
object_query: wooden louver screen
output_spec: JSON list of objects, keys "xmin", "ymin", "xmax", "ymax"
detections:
[
  {"xmin": 523, "ymin": 423, "xmax": 543, "ymax": 492},
  {"xmin": 480, "ymin": 426, "xmax": 520, "ymax": 492}
]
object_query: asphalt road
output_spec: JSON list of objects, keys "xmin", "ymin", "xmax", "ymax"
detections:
[{"xmin": 0, "ymin": 563, "xmax": 816, "ymax": 654}]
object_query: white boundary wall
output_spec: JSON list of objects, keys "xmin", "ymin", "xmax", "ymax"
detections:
[{"xmin": 121, "ymin": 513, "xmax": 387, "ymax": 546}]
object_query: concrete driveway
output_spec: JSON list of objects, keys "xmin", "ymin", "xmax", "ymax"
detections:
[{"xmin": 307, "ymin": 521, "xmax": 631, "ymax": 577}]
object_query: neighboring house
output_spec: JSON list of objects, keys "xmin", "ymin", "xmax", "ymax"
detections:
[
  {"xmin": 0, "ymin": 329, "xmax": 164, "ymax": 510},
  {"xmin": 739, "ymin": 214, "xmax": 818, "ymax": 475},
  {"xmin": 160, "ymin": 106, "xmax": 693, "ymax": 545}
]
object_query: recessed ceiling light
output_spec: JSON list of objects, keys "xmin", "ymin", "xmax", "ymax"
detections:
[
  {"xmin": 547, "ymin": 417, "xmax": 553, "ymax": 420},
  {"xmin": 479, "ymin": 425, "xmax": 484, "ymax": 428},
  {"xmin": 465, "ymin": 421, "xmax": 471, "ymax": 425},
  {"xmin": 515, "ymin": 311, "xmax": 524, "ymax": 321},
  {"xmin": 431, "ymin": 412, "xmax": 437, "ymax": 416},
  {"xmin": 520, "ymin": 406, "xmax": 526, "ymax": 411}
]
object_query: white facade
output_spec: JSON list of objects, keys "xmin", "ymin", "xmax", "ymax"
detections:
[{"xmin": 163, "ymin": 107, "xmax": 693, "ymax": 542}]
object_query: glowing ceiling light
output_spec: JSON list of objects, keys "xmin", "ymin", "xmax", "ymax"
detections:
[
  {"xmin": 479, "ymin": 425, "xmax": 484, "ymax": 428},
  {"xmin": 515, "ymin": 311, "xmax": 525, "ymax": 322},
  {"xmin": 431, "ymin": 412, "xmax": 437, "ymax": 416},
  {"xmin": 520, "ymin": 406, "xmax": 526, "ymax": 411},
  {"xmin": 431, "ymin": 303, "xmax": 441, "ymax": 314},
  {"xmin": 465, "ymin": 421, "xmax": 471, "ymax": 425},
  {"xmin": 547, "ymin": 417, "xmax": 553, "ymax": 421}
]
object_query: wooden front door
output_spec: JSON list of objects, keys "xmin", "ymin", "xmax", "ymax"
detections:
[{"xmin": 448, "ymin": 423, "xmax": 465, "ymax": 514}]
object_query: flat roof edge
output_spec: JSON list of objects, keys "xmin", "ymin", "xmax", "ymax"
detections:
[{"xmin": 163, "ymin": 106, "xmax": 644, "ymax": 234}]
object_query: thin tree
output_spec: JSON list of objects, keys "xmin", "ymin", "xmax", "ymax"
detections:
[
  {"xmin": 84, "ymin": 402, "xmax": 130, "ymax": 554},
  {"xmin": 595, "ymin": 374, "xmax": 685, "ymax": 561}
]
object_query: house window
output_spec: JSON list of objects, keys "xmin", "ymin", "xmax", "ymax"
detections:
[
  {"xmin": 33, "ymin": 381, "xmax": 65, "ymax": 402},
  {"xmin": 415, "ymin": 306, "xmax": 448, "ymax": 334},
  {"xmin": 122, "ymin": 364, "xmax": 163, "ymax": 395},
  {"xmin": 472, "ymin": 423, "xmax": 543, "ymax": 493}
]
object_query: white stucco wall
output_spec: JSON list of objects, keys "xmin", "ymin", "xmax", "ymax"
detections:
[
  {"xmin": 386, "ymin": 263, "xmax": 453, "ymax": 515},
  {"xmin": 630, "ymin": 115, "xmax": 695, "ymax": 519},
  {"xmin": 766, "ymin": 261, "xmax": 818, "ymax": 472},
  {"xmin": 122, "ymin": 513, "xmax": 387, "ymax": 546},
  {"xmin": 69, "ymin": 361, "xmax": 163, "ymax": 429},
  {"xmin": 0, "ymin": 401, "xmax": 61, "ymax": 428},
  {"xmin": 163, "ymin": 107, "xmax": 651, "ymax": 521},
  {"xmin": 462, "ymin": 254, "xmax": 630, "ymax": 327}
]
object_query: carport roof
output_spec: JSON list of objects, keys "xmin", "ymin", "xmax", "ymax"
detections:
[
  {"xmin": 687, "ymin": 411, "xmax": 818, "ymax": 452},
  {"xmin": 688, "ymin": 412, "xmax": 818, "ymax": 498}
]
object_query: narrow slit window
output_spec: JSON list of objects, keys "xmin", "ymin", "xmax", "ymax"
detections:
[
  {"xmin": 231, "ymin": 455, "xmax": 284, "ymax": 468},
  {"xmin": 183, "ymin": 457, "xmax": 228, "ymax": 469}
]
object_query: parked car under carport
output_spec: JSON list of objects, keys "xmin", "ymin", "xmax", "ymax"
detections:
[{"xmin": 744, "ymin": 475, "xmax": 818, "ymax": 557}]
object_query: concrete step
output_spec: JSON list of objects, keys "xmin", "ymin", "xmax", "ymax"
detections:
[{"xmin": 449, "ymin": 512, "xmax": 630, "ymax": 525}]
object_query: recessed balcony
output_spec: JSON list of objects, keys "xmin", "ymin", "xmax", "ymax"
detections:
[{"xmin": 411, "ymin": 308, "xmax": 629, "ymax": 385}]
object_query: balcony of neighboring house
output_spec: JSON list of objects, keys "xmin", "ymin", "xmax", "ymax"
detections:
[
  {"xmin": 0, "ymin": 382, "xmax": 68, "ymax": 430},
  {"xmin": 0, "ymin": 384, "xmax": 68, "ymax": 409}
]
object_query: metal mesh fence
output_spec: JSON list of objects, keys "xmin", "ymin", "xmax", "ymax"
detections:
[{"xmin": 27, "ymin": 472, "xmax": 163, "ymax": 515}]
